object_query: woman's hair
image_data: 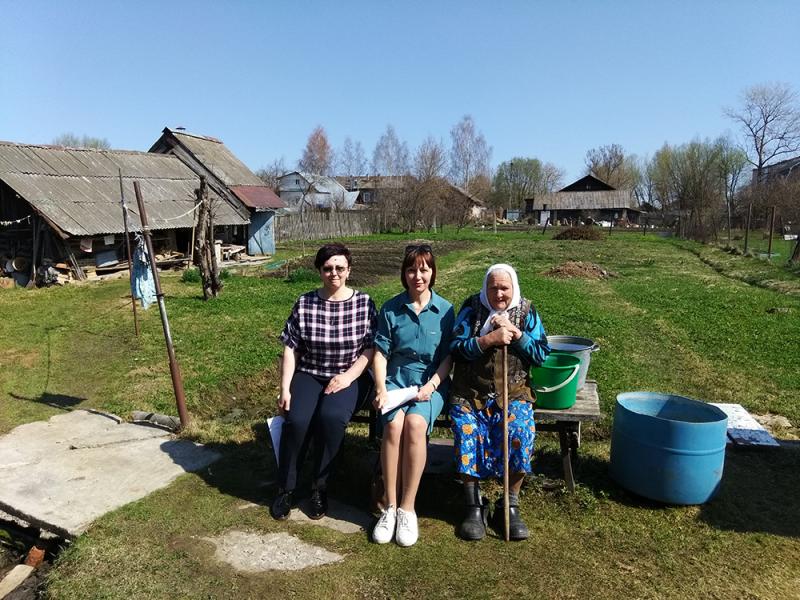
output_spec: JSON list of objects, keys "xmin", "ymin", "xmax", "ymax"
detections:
[
  {"xmin": 401, "ymin": 244, "xmax": 436, "ymax": 289},
  {"xmin": 314, "ymin": 243, "xmax": 352, "ymax": 269}
]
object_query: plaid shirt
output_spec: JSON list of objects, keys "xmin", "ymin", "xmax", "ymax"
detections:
[{"xmin": 280, "ymin": 290, "xmax": 377, "ymax": 378}]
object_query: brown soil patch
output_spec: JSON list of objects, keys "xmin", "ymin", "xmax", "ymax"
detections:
[
  {"xmin": 544, "ymin": 261, "xmax": 618, "ymax": 280},
  {"xmin": 267, "ymin": 239, "xmax": 473, "ymax": 286}
]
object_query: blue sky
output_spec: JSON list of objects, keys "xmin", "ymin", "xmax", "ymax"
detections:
[{"xmin": 1, "ymin": 0, "xmax": 798, "ymax": 182}]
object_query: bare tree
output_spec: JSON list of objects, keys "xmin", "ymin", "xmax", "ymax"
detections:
[
  {"xmin": 716, "ymin": 136, "xmax": 748, "ymax": 242},
  {"xmin": 371, "ymin": 125, "xmax": 411, "ymax": 231},
  {"xmin": 52, "ymin": 132, "xmax": 110, "ymax": 149},
  {"xmin": 725, "ymin": 82, "xmax": 800, "ymax": 183},
  {"xmin": 449, "ymin": 115, "xmax": 492, "ymax": 195},
  {"xmin": 337, "ymin": 136, "xmax": 367, "ymax": 182},
  {"xmin": 255, "ymin": 157, "xmax": 287, "ymax": 192},
  {"xmin": 408, "ymin": 136, "xmax": 448, "ymax": 231},
  {"xmin": 492, "ymin": 158, "xmax": 564, "ymax": 211},
  {"xmin": 298, "ymin": 125, "xmax": 333, "ymax": 175},
  {"xmin": 584, "ymin": 143, "xmax": 641, "ymax": 190}
]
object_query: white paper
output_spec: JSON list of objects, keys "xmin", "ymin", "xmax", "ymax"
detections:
[
  {"xmin": 267, "ymin": 415, "xmax": 284, "ymax": 465},
  {"xmin": 104, "ymin": 234, "xmax": 115, "ymax": 246},
  {"xmin": 380, "ymin": 386, "xmax": 419, "ymax": 415}
]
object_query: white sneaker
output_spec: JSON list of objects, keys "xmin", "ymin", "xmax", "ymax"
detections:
[
  {"xmin": 372, "ymin": 505, "xmax": 396, "ymax": 544},
  {"xmin": 395, "ymin": 508, "xmax": 418, "ymax": 547}
]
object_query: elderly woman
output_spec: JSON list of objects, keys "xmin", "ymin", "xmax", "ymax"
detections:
[
  {"xmin": 272, "ymin": 243, "xmax": 377, "ymax": 521},
  {"xmin": 449, "ymin": 263, "xmax": 550, "ymax": 541},
  {"xmin": 371, "ymin": 244, "xmax": 454, "ymax": 547}
]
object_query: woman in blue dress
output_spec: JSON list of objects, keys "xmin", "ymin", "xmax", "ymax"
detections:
[{"xmin": 371, "ymin": 244, "xmax": 454, "ymax": 547}]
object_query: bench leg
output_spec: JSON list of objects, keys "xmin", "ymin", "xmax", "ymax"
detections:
[{"xmin": 558, "ymin": 426, "xmax": 576, "ymax": 493}]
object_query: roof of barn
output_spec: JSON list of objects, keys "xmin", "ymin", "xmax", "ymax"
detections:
[{"xmin": 0, "ymin": 141, "xmax": 248, "ymax": 236}]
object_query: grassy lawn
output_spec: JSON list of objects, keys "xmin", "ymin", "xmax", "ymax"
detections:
[{"xmin": 1, "ymin": 230, "xmax": 799, "ymax": 599}]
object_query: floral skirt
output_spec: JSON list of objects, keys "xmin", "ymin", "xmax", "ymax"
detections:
[{"xmin": 449, "ymin": 397, "xmax": 536, "ymax": 478}]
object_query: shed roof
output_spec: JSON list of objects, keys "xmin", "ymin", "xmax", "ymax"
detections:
[
  {"xmin": 0, "ymin": 141, "xmax": 247, "ymax": 236},
  {"xmin": 150, "ymin": 129, "xmax": 265, "ymax": 187},
  {"xmin": 230, "ymin": 185, "xmax": 284, "ymax": 210},
  {"xmin": 528, "ymin": 189, "xmax": 641, "ymax": 211}
]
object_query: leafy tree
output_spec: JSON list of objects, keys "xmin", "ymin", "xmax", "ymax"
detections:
[
  {"xmin": 492, "ymin": 158, "xmax": 564, "ymax": 211},
  {"xmin": 298, "ymin": 125, "xmax": 333, "ymax": 175},
  {"xmin": 52, "ymin": 133, "xmax": 110, "ymax": 149},
  {"xmin": 584, "ymin": 143, "xmax": 641, "ymax": 190}
]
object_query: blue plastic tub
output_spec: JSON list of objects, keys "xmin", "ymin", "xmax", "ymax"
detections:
[{"xmin": 610, "ymin": 392, "xmax": 728, "ymax": 505}]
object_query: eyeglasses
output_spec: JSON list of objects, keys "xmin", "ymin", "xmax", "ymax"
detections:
[
  {"xmin": 321, "ymin": 265, "xmax": 348, "ymax": 274},
  {"xmin": 405, "ymin": 244, "xmax": 432, "ymax": 254}
]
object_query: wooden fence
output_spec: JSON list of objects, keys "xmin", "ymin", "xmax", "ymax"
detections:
[{"xmin": 275, "ymin": 210, "xmax": 380, "ymax": 242}]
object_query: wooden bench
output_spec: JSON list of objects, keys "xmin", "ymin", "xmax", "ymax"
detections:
[{"xmin": 352, "ymin": 381, "xmax": 602, "ymax": 492}]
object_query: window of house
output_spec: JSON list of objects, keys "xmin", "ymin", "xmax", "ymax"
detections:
[{"xmin": 295, "ymin": 178, "xmax": 300, "ymax": 185}]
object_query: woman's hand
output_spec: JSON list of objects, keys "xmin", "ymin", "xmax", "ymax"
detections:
[
  {"xmin": 491, "ymin": 314, "xmax": 522, "ymax": 340},
  {"xmin": 481, "ymin": 326, "xmax": 514, "ymax": 348},
  {"xmin": 373, "ymin": 387, "xmax": 389, "ymax": 410},
  {"xmin": 415, "ymin": 382, "xmax": 435, "ymax": 402},
  {"xmin": 277, "ymin": 391, "xmax": 291, "ymax": 415},
  {"xmin": 325, "ymin": 373, "xmax": 353, "ymax": 395}
]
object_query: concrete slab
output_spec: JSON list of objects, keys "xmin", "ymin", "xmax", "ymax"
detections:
[
  {"xmin": 0, "ymin": 410, "xmax": 220, "ymax": 538},
  {"xmin": 0, "ymin": 564, "xmax": 34, "ymax": 598},
  {"xmin": 289, "ymin": 498, "xmax": 372, "ymax": 534},
  {"xmin": 203, "ymin": 530, "xmax": 343, "ymax": 572}
]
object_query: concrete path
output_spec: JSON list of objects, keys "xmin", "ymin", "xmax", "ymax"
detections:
[{"xmin": 0, "ymin": 410, "xmax": 219, "ymax": 538}]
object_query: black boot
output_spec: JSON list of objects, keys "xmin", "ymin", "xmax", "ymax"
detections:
[
  {"xmin": 458, "ymin": 481, "xmax": 487, "ymax": 541},
  {"xmin": 270, "ymin": 489, "xmax": 294, "ymax": 521},
  {"xmin": 491, "ymin": 494, "xmax": 530, "ymax": 541},
  {"xmin": 309, "ymin": 488, "xmax": 328, "ymax": 520}
]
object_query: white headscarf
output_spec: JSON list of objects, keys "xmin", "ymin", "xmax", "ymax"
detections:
[{"xmin": 478, "ymin": 263, "xmax": 521, "ymax": 336}]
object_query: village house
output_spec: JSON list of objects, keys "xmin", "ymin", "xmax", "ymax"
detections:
[
  {"xmin": 525, "ymin": 174, "xmax": 643, "ymax": 226},
  {"xmin": 0, "ymin": 141, "xmax": 248, "ymax": 287},
  {"xmin": 278, "ymin": 171, "xmax": 359, "ymax": 210},
  {"xmin": 149, "ymin": 128, "xmax": 285, "ymax": 255}
]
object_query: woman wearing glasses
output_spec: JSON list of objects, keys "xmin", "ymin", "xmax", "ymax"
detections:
[
  {"xmin": 272, "ymin": 243, "xmax": 377, "ymax": 521},
  {"xmin": 371, "ymin": 244, "xmax": 454, "ymax": 547}
]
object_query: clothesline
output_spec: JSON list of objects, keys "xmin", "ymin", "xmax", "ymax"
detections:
[
  {"xmin": 0, "ymin": 214, "xmax": 32, "ymax": 227},
  {"xmin": 123, "ymin": 201, "xmax": 201, "ymax": 225}
]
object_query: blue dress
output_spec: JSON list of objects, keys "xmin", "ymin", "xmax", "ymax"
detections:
[{"xmin": 374, "ymin": 290, "xmax": 455, "ymax": 434}]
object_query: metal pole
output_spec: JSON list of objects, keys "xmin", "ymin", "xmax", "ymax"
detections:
[
  {"xmin": 744, "ymin": 203, "xmax": 752, "ymax": 254},
  {"xmin": 767, "ymin": 206, "xmax": 776, "ymax": 259},
  {"xmin": 133, "ymin": 181, "xmax": 190, "ymax": 428},
  {"xmin": 119, "ymin": 170, "xmax": 139, "ymax": 337},
  {"xmin": 502, "ymin": 345, "xmax": 510, "ymax": 542}
]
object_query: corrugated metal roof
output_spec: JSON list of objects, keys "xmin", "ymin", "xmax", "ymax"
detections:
[
  {"xmin": 529, "ymin": 190, "xmax": 641, "ymax": 211},
  {"xmin": 230, "ymin": 185, "xmax": 285, "ymax": 210},
  {"xmin": 164, "ymin": 129, "xmax": 265, "ymax": 187},
  {"xmin": 0, "ymin": 142, "xmax": 248, "ymax": 235}
]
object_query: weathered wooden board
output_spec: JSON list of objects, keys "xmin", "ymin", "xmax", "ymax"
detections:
[{"xmin": 710, "ymin": 403, "xmax": 780, "ymax": 448}]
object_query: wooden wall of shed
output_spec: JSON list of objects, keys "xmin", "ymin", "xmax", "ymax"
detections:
[{"xmin": 0, "ymin": 181, "xmax": 34, "ymax": 266}]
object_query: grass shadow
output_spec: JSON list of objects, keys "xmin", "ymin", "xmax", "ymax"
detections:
[{"xmin": 9, "ymin": 391, "xmax": 86, "ymax": 411}]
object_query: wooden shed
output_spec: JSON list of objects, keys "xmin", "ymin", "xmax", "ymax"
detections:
[
  {"xmin": 525, "ymin": 174, "xmax": 643, "ymax": 225},
  {"xmin": 0, "ymin": 141, "xmax": 248, "ymax": 285},
  {"xmin": 150, "ymin": 128, "xmax": 285, "ymax": 255}
]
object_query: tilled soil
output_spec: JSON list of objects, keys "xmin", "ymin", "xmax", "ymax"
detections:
[{"xmin": 268, "ymin": 239, "xmax": 474, "ymax": 286}]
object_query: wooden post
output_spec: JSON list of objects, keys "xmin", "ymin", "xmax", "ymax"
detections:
[
  {"xmin": 502, "ymin": 346, "xmax": 510, "ymax": 542},
  {"xmin": 744, "ymin": 203, "xmax": 752, "ymax": 254},
  {"xmin": 119, "ymin": 170, "xmax": 139, "ymax": 337},
  {"xmin": 767, "ymin": 206, "xmax": 776, "ymax": 259},
  {"xmin": 541, "ymin": 218, "xmax": 550, "ymax": 236},
  {"xmin": 133, "ymin": 181, "xmax": 190, "ymax": 429}
]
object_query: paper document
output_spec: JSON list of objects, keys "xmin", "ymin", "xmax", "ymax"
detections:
[
  {"xmin": 381, "ymin": 386, "xmax": 419, "ymax": 415},
  {"xmin": 267, "ymin": 415, "xmax": 284, "ymax": 466}
]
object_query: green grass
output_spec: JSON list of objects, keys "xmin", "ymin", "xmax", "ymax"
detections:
[{"xmin": 2, "ymin": 230, "xmax": 799, "ymax": 599}]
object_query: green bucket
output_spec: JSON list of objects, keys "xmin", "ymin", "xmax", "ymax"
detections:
[{"xmin": 530, "ymin": 352, "xmax": 581, "ymax": 409}]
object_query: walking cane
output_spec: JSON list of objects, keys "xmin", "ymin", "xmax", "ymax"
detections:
[{"xmin": 502, "ymin": 345, "xmax": 510, "ymax": 542}]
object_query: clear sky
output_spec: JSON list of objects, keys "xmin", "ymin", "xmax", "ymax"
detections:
[{"xmin": 1, "ymin": 0, "xmax": 798, "ymax": 183}]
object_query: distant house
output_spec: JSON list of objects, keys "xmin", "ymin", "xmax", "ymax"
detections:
[
  {"xmin": 339, "ymin": 175, "xmax": 415, "ymax": 207},
  {"xmin": 0, "ymin": 141, "xmax": 248, "ymax": 283},
  {"xmin": 446, "ymin": 183, "xmax": 487, "ymax": 221},
  {"xmin": 150, "ymin": 128, "xmax": 285, "ymax": 255},
  {"xmin": 752, "ymin": 155, "xmax": 800, "ymax": 185},
  {"xmin": 278, "ymin": 171, "xmax": 359, "ymax": 210},
  {"xmin": 525, "ymin": 174, "xmax": 643, "ymax": 225}
]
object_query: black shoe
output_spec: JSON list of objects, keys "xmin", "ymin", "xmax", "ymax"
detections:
[
  {"xmin": 270, "ymin": 489, "xmax": 294, "ymax": 520},
  {"xmin": 459, "ymin": 482, "xmax": 487, "ymax": 541},
  {"xmin": 309, "ymin": 488, "xmax": 328, "ymax": 520},
  {"xmin": 459, "ymin": 500, "xmax": 487, "ymax": 541},
  {"xmin": 491, "ymin": 498, "xmax": 530, "ymax": 541}
]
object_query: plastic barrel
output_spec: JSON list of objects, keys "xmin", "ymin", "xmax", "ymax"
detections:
[
  {"xmin": 530, "ymin": 352, "xmax": 581, "ymax": 409},
  {"xmin": 610, "ymin": 392, "xmax": 728, "ymax": 504}
]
